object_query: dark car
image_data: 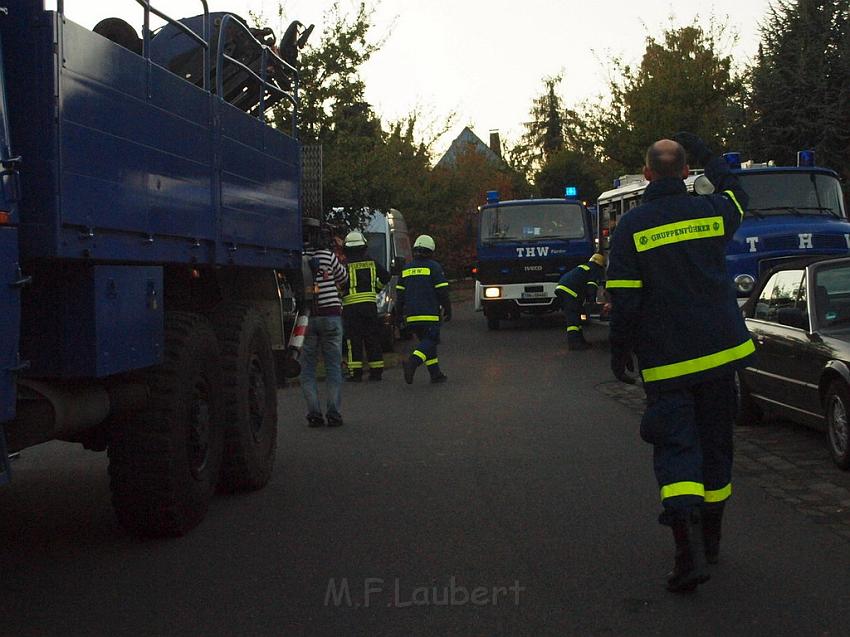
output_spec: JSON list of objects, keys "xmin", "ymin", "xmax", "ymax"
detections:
[{"xmin": 739, "ymin": 256, "xmax": 850, "ymax": 469}]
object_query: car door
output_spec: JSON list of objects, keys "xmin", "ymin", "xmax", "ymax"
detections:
[{"xmin": 744, "ymin": 269, "xmax": 812, "ymax": 413}]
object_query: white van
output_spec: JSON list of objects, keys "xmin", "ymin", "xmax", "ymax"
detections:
[{"xmin": 361, "ymin": 209, "xmax": 413, "ymax": 349}]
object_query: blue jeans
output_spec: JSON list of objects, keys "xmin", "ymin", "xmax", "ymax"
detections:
[{"xmin": 300, "ymin": 315, "xmax": 343, "ymax": 417}]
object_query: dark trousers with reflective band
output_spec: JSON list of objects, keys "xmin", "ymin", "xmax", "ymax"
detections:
[
  {"xmin": 409, "ymin": 323, "xmax": 443, "ymax": 377},
  {"xmin": 640, "ymin": 372, "xmax": 735, "ymax": 525},
  {"xmin": 562, "ymin": 298, "xmax": 584, "ymax": 342},
  {"xmin": 343, "ymin": 303, "xmax": 384, "ymax": 372}
]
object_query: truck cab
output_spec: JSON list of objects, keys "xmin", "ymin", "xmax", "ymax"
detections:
[
  {"xmin": 474, "ymin": 190, "xmax": 595, "ymax": 330},
  {"xmin": 361, "ymin": 209, "xmax": 413, "ymax": 349}
]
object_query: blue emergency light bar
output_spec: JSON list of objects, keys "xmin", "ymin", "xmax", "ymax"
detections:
[
  {"xmin": 565, "ymin": 186, "xmax": 578, "ymax": 198},
  {"xmin": 486, "ymin": 190, "xmax": 500, "ymax": 203},
  {"xmin": 723, "ymin": 152, "xmax": 742, "ymax": 169},
  {"xmin": 797, "ymin": 150, "xmax": 815, "ymax": 167}
]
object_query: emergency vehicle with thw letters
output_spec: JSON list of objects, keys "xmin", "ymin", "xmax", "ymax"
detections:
[
  {"xmin": 597, "ymin": 151, "xmax": 850, "ymax": 306},
  {"xmin": 473, "ymin": 190, "xmax": 595, "ymax": 330}
]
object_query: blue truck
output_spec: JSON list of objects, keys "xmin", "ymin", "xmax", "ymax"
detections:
[
  {"xmin": 473, "ymin": 190, "xmax": 596, "ymax": 329},
  {"xmin": 0, "ymin": 1, "xmax": 311, "ymax": 535},
  {"xmin": 597, "ymin": 153, "xmax": 850, "ymax": 305}
]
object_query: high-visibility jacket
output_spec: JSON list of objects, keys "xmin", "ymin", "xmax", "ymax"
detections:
[
  {"xmin": 396, "ymin": 257, "xmax": 450, "ymax": 324},
  {"xmin": 607, "ymin": 156, "xmax": 754, "ymax": 390},
  {"xmin": 555, "ymin": 261, "xmax": 604, "ymax": 304},
  {"xmin": 341, "ymin": 256, "xmax": 390, "ymax": 306}
]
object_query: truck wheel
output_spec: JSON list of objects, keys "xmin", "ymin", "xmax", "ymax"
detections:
[
  {"xmin": 487, "ymin": 315, "xmax": 500, "ymax": 330},
  {"xmin": 211, "ymin": 303, "xmax": 278, "ymax": 492},
  {"xmin": 108, "ymin": 312, "xmax": 224, "ymax": 536},
  {"xmin": 735, "ymin": 371, "xmax": 762, "ymax": 427}
]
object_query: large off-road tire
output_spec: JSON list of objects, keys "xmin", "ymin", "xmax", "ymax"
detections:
[
  {"xmin": 211, "ymin": 303, "xmax": 278, "ymax": 492},
  {"xmin": 825, "ymin": 381, "xmax": 850, "ymax": 470},
  {"xmin": 108, "ymin": 312, "xmax": 225, "ymax": 537},
  {"xmin": 735, "ymin": 371, "xmax": 763, "ymax": 427}
]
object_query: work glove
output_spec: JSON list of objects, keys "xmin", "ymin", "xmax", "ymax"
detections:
[
  {"xmin": 672, "ymin": 131, "xmax": 713, "ymax": 166},
  {"xmin": 611, "ymin": 349, "xmax": 636, "ymax": 385},
  {"xmin": 442, "ymin": 306, "xmax": 452, "ymax": 322}
]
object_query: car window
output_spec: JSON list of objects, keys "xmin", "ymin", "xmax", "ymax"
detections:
[
  {"xmin": 753, "ymin": 269, "xmax": 805, "ymax": 323},
  {"xmin": 815, "ymin": 264, "xmax": 850, "ymax": 327}
]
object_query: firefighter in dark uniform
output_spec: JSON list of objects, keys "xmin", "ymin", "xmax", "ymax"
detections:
[
  {"xmin": 555, "ymin": 253, "xmax": 606, "ymax": 350},
  {"xmin": 342, "ymin": 231, "xmax": 391, "ymax": 381},
  {"xmin": 607, "ymin": 133, "xmax": 753, "ymax": 593},
  {"xmin": 397, "ymin": 235, "xmax": 451, "ymax": 384}
]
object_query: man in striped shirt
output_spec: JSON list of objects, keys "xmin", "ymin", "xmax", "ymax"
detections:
[{"xmin": 301, "ymin": 222, "xmax": 349, "ymax": 427}]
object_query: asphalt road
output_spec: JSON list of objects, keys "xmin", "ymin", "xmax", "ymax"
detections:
[{"xmin": 3, "ymin": 300, "xmax": 850, "ymax": 636}]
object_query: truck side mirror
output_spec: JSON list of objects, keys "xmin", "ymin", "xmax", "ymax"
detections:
[{"xmin": 391, "ymin": 256, "xmax": 405, "ymax": 275}]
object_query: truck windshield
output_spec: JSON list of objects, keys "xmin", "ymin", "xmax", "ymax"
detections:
[
  {"xmin": 740, "ymin": 172, "xmax": 846, "ymax": 219},
  {"xmin": 365, "ymin": 232, "xmax": 388, "ymax": 268},
  {"xmin": 481, "ymin": 203, "xmax": 586, "ymax": 242}
]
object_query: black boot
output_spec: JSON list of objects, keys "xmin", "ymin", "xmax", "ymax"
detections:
[
  {"xmin": 701, "ymin": 503, "xmax": 725, "ymax": 564},
  {"xmin": 403, "ymin": 357, "xmax": 420, "ymax": 384},
  {"xmin": 346, "ymin": 369, "xmax": 363, "ymax": 382},
  {"xmin": 428, "ymin": 366, "xmax": 448, "ymax": 383},
  {"xmin": 666, "ymin": 509, "xmax": 710, "ymax": 593}
]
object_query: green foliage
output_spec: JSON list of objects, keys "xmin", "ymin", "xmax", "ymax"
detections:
[
  {"xmin": 534, "ymin": 150, "xmax": 602, "ymax": 203},
  {"xmin": 593, "ymin": 22, "xmax": 743, "ymax": 173},
  {"xmin": 749, "ymin": 0, "xmax": 850, "ymax": 177}
]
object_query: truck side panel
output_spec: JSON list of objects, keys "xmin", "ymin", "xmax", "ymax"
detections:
[{"xmin": 1, "ymin": 9, "xmax": 301, "ymax": 271}]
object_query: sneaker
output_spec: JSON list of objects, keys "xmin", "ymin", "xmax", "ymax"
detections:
[
  {"xmin": 403, "ymin": 358, "xmax": 417, "ymax": 385},
  {"xmin": 306, "ymin": 413, "xmax": 324, "ymax": 427},
  {"xmin": 326, "ymin": 412, "xmax": 344, "ymax": 427},
  {"xmin": 430, "ymin": 373, "xmax": 448, "ymax": 384}
]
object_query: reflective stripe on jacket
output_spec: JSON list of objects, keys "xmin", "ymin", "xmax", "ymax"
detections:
[
  {"xmin": 342, "ymin": 257, "xmax": 390, "ymax": 306},
  {"xmin": 607, "ymin": 156, "xmax": 754, "ymax": 390},
  {"xmin": 396, "ymin": 258, "xmax": 449, "ymax": 323}
]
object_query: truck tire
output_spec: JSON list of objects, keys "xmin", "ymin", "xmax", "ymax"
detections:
[
  {"xmin": 487, "ymin": 315, "xmax": 500, "ymax": 330},
  {"xmin": 108, "ymin": 312, "xmax": 225, "ymax": 536},
  {"xmin": 211, "ymin": 303, "xmax": 278, "ymax": 492}
]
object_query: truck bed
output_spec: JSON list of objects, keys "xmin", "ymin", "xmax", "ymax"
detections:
[{"xmin": 2, "ymin": 8, "xmax": 301, "ymax": 270}]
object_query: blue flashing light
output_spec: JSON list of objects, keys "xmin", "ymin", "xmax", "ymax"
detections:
[
  {"xmin": 486, "ymin": 190, "xmax": 500, "ymax": 204},
  {"xmin": 613, "ymin": 178, "xmax": 621, "ymax": 188},
  {"xmin": 723, "ymin": 152, "xmax": 742, "ymax": 169},
  {"xmin": 565, "ymin": 186, "xmax": 578, "ymax": 198},
  {"xmin": 797, "ymin": 149, "xmax": 815, "ymax": 167}
]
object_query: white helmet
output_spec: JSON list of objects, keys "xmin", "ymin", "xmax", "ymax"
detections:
[
  {"xmin": 344, "ymin": 231, "xmax": 367, "ymax": 248},
  {"xmin": 413, "ymin": 234, "xmax": 436, "ymax": 252}
]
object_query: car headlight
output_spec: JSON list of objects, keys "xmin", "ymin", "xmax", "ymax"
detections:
[
  {"xmin": 734, "ymin": 274, "xmax": 755, "ymax": 295},
  {"xmin": 484, "ymin": 287, "xmax": 501, "ymax": 299}
]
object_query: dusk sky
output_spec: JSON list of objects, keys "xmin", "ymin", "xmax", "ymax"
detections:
[{"xmin": 55, "ymin": 0, "xmax": 774, "ymax": 154}]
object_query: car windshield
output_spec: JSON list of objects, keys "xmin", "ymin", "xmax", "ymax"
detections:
[
  {"xmin": 739, "ymin": 172, "xmax": 846, "ymax": 219},
  {"xmin": 480, "ymin": 203, "xmax": 586, "ymax": 242},
  {"xmin": 814, "ymin": 264, "xmax": 850, "ymax": 328},
  {"xmin": 365, "ymin": 232, "xmax": 388, "ymax": 268}
]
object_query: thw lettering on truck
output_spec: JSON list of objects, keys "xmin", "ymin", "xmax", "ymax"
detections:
[{"xmin": 516, "ymin": 247, "xmax": 550, "ymax": 257}]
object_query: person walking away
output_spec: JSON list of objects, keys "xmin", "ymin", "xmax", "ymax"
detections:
[
  {"xmin": 555, "ymin": 253, "xmax": 606, "ymax": 350},
  {"xmin": 607, "ymin": 133, "xmax": 753, "ymax": 592},
  {"xmin": 341, "ymin": 231, "xmax": 391, "ymax": 381},
  {"xmin": 397, "ymin": 235, "xmax": 451, "ymax": 384},
  {"xmin": 301, "ymin": 219, "xmax": 348, "ymax": 427}
]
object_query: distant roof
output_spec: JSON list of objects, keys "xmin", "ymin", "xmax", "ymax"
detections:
[{"xmin": 435, "ymin": 126, "xmax": 502, "ymax": 169}]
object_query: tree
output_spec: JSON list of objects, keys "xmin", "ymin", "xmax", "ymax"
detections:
[
  {"xmin": 534, "ymin": 149, "xmax": 602, "ymax": 203},
  {"xmin": 582, "ymin": 21, "xmax": 743, "ymax": 175},
  {"xmin": 512, "ymin": 74, "xmax": 566, "ymax": 174},
  {"xmin": 749, "ymin": 0, "xmax": 850, "ymax": 177}
]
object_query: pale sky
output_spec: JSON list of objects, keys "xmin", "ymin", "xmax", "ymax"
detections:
[{"xmin": 54, "ymin": 0, "xmax": 774, "ymax": 156}]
